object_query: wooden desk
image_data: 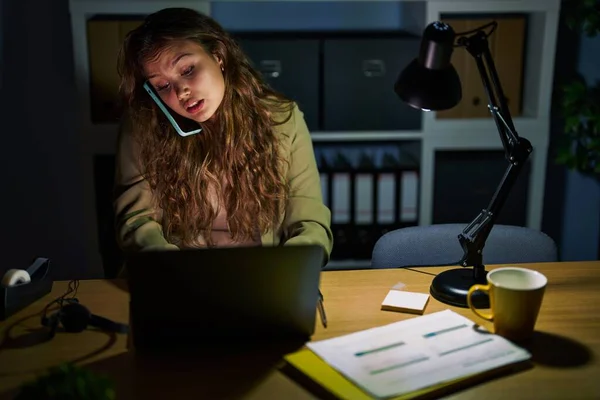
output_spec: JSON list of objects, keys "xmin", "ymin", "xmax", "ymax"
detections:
[{"xmin": 1, "ymin": 261, "xmax": 599, "ymax": 399}]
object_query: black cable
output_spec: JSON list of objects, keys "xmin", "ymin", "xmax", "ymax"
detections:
[
  {"xmin": 393, "ymin": 259, "xmax": 463, "ymax": 270},
  {"xmin": 454, "ymin": 21, "xmax": 497, "ymax": 38},
  {"xmin": 453, "ymin": 21, "xmax": 498, "ymax": 47},
  {"xmin": 41, "ymin": 279, "xmax": 80, "ymax": 317},
  {"xmin": 67, "ymin": 280, "xmax": 80, "ymax": 300}
]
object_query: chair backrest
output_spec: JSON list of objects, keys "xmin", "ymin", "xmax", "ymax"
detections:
[{"xmin": 371, "ymin": 223, "xmax": 558, "ymax": 269}]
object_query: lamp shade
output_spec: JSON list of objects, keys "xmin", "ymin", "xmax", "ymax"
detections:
[{"xmin": 394, "ymin": 21, "xmax": 462, "ymax": 111}]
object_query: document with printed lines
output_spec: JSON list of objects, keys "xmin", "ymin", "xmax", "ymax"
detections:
[{"xmin": 306, "ymin": 309, "xmax": 531, "ymax": 399}]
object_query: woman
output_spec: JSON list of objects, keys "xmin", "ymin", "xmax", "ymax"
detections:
[{"xmin": 113, "ymin": 7, "xmax": 333, "ymax": 265}]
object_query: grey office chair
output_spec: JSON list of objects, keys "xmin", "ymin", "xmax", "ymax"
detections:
[{"xmin": 371, "ymin": 223, "xmax": 558, "ymax": 269}]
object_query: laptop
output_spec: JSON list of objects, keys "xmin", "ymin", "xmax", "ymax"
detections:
[{"xmin": 125, "ymin": 244, "xmax": 325, "ymax": 351}]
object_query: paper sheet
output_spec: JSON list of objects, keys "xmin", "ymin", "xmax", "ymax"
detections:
[{"xmin": 306, "ymin": 310, "xmax": 531, "ymax": 399}]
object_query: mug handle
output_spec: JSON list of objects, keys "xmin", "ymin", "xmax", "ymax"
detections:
[{"xmin": 467, "ymin": 284, "xmax": 494, "ymax": 321}]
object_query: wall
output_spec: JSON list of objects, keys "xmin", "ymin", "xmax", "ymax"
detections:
[
  {"xmin": 0, "ymin": 0, "xmax": 3, "ymax": 91},
  {"xmin": 0, "ymin": 0, "xmax": 90, "ymax": 279},
  {"xmin": 560, "ymin": 32, "xmax": 600, "ymax": 261},
  {"xmin": 212, "ymin": 2, "xmax": 404, "ymax": 31}
]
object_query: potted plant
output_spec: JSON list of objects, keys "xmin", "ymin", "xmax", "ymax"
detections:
[
  {"xmin": 14, "ymin": 363, "xmax": 115, "ymax": 400},
  {"xmin": 555, "ymin": 0, "xmax": 600, "ymax": 178}
]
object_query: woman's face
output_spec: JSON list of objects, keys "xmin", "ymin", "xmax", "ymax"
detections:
[{"xmin": 143, "ymin": 40, "xmax": 225, "ymax": 123}]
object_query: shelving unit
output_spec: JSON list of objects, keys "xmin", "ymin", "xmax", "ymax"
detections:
[{"xmin": 68, "ymin": 0, "xmax": 561, "ymax": 274}]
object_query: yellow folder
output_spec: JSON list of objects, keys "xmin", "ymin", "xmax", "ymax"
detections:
[{"xmin": 284, "ymin": 348, "xmax": 528, "ymax": 400}]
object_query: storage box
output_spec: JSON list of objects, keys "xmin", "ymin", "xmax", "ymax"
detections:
[
  {"xmin": 237, "ymin": 37, "xmax": 321, "ymax": 131},
  {"xmin": 323, "ymin": 37, "xmax": 422, "ymax": 131}
]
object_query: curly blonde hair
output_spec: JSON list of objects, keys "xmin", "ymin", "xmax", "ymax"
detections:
[{"xmin": 117, "ymin": 8, "xmax": 292, "ymax": 247}]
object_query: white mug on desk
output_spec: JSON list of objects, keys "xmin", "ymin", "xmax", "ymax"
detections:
[{"xmin": 466, "ymin": 267, "xmax": 547, "ymax": 342}]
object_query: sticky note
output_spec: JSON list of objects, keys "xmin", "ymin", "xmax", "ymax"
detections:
[{"xmin": 381, "ymin": 290, "xmax": 430, "ymax": 315}]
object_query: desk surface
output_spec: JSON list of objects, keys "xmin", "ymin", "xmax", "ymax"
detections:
[{"xmin": 1, "ymin": 261, "xmax": 599, "ymax": 399}]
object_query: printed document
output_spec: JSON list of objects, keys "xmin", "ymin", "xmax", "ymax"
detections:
[{"xmin": 306, "ymin": 310, "xmax": 531, "ymax": 399}]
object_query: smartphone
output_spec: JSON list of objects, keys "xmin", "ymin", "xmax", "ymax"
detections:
[{"xmin": 142, "ymin": 82, "xmax": 202, "ymax": 137}]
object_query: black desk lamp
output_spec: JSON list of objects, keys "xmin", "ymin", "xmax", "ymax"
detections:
[{"xmin": 394, "ymin": 21, "xmax": 533, "ymax": 309}]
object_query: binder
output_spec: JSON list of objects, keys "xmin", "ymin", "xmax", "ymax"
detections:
[
  {"xmin": 314, "ymin": 148, "xmax": 421, "ymax": 261},
  {"xmin": 318, "ymin": 153, "xmax": 330, "ymax": 210},
  {"xmin": 284, "ymin": 349, "xmax": 458, "ymax": 399},
  {"xmin": 377, "ymin": 173, "xmax": 395, "ymax": 224},
  {"xmin": 320, "ymin": 173, "xmax": 329, "ymax": 209},
  {"xmin": 400, "ymin": 171, "xmax": 419, "ymax": 222},
  {"xmin": 331, "ymin": 153, "xmax": 352, "ymax": 225},
  {"xmin": 332, "ymin": 173, "xmax": 351, "ymax": 224},
  {"xmin": 355, "ymin": 152, "xmax": 375, "ymax": 225},
  {"xmin": 355, "ymin": 173, "xmax": 374, "ymax": 225},
  {"xmin": 284, "ymin": 349, "xmax": 527, "ymax": 400}
]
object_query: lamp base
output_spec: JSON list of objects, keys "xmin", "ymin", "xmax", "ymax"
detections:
[{"xmin": 430, "ymin": 267, "xmax": 489, "ymax": 309}]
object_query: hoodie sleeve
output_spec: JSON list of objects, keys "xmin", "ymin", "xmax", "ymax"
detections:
[
  {"xmin": 280, "ymin": 104, "xmax": 334, "ymax": 265},
  {"xmin": 113, "ymin": 114, "xmax": 179, "ymax": 253}
]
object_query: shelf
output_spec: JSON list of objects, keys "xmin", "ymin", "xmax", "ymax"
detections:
[
  {"xmin": 67, "ymin": 0, "xmax": 560, "ymax": 277},
  {"xmin": 84, "ymin": 125, "xmax": 423, "ymax": 155},
  {"xmin": 423, "ymin": 117, "xmax": 549, "ymax": 145},
  {"xmin": 69, "ymin": 0, "xmax": 551, "ymax": 3},
  {"xmin": 428, "ymin": 3, "xmax": 560, "ymax": 122},
  {"xmin": 311, "ymin": 131, "xmax": 422, "ymax": 142},
  {"xmin": 84, "ymin": 122, "xmax": 548, "ymax": 152},
  {"xmin": 69, "ymin": 1, "xmax": 209, "ymax": 17},
  {"xmin": 323, "ymin": 259, "xmax": 372, "ymax": 271},
  {"xmin": 426, "ymin": 133, "xmax": 549, "ymax": 153}
]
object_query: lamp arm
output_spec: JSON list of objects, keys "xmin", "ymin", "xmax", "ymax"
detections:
[{"xmin": 455, "ymin": 30, "xmax": 533, "ymax": 275}]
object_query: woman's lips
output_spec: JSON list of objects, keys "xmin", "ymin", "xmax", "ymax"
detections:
[{"xmin": 186, "ymin": 99, "xmax": 204, "ymax": 114}]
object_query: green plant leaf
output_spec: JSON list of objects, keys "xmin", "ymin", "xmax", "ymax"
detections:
[
  {"xmin": 565, "ymin": 115, "xmax": 582, "ymax": 133},
  {"xmin": 564, "ymin": 80, "xmax": 587, "ymax": 102},
  {"xmin": 15, "ymin": 363, "xmax": 115, "ymax": 400},
  {"xmin": 588, "ymin": 137, "xmax": 600, "ymax": 151},
  {"xmin": 555, "ymin": 151, "xmax": 574, "ymax": 166},
  {"xmin": 566, "ymin": 16, "xmax": 577, "ymax": 31},
  {"xmin": 556, "ymin": 1, "xmax": 600, "ymax": 177}
]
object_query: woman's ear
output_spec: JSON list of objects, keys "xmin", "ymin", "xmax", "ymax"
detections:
[{"xmin": 214, "ymin": 54, "xmax": 224, "ymax": 71}]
